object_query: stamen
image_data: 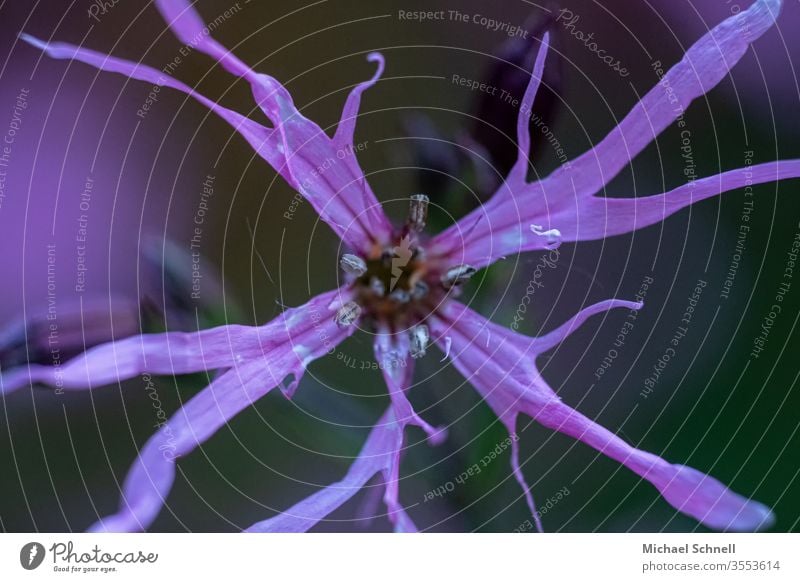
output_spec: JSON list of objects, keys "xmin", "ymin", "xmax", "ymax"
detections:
[
  {"xmin": 340, "ymin": 253, "xmax": 367, "ymax": 276},
  {"xmin": 412, "ymin": 281, "xmax": 429, "ymax": 299},
  {"xmin": 409, "ymin": 324, "xmax": 430, "ymax": 359},
  {"xmin": 334, "ymin": 301, "xmax": 362, "ymax": 327},
  {"xmin": 440, "ymin": 336, "xmax": 453, "ymax": 362},
  {"xmin": 441, "ymin": 264, "xmax": 477, "ymax": 289},
  {"xmin": 389, "ymin": 288, "xmax": 411, "ymax": 303},
  {"xmin": 407, "ymin": 194, "xmax": 429, "ymax": 232},
  {"xmin": 369, "ymin": 277, "xmax": 386, "ymax": 297}
]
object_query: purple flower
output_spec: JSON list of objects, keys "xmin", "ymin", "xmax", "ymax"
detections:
[{"xmin": 6, "ymin": 0, "xmax": 797, "ymax": 532}]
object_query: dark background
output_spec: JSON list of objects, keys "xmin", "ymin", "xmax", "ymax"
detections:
[{"xmin": 0, "ymin": 0, "xmax": 798, "ymax": 532}]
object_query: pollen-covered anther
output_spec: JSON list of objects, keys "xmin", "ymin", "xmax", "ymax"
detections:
[
  {"xmin": 409, "ymin": 324, "xmax": 430, "ymax": 359},
  {"xmin": 440, "ymin": 264, "xmax": 477, "ymax": 289},
  {"xmin": 340, "ymin": 253, "xmax": 367, "ymax": 276},
  {"xmin": 334, "ymin": 301, "xmax": 362, "ymax": 328},
  {"xmin": 389, "ymin": 288, "xmax": 411, "ymax": 303},
  {"xmin": 407, "ymin": 194, "xmax": 429, "ymax": 232},
  {"xmin": 412, "ymin": 281, "xmax": 429, "ymax": 299},
  {"xmin": 370, "ymin": 277, "xmax": 386, "ymax": 297}
]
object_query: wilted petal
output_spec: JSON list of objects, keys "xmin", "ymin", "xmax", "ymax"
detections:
[
  {"xmin": 430, "ymin": 300, "xmax": 774, "ymax": 531},
  {"xmin": 87, "ymin": 289, "xmax": 354, "ymax": 532},
  {"xmin": 431, "ymin": 0, "xmax": 797, "ymax": 269}
]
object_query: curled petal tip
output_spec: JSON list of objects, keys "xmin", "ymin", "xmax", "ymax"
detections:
[
  {"xmin": 366, "ymin": 52, "xmax": 385, "ymax": 76},
  {"xmin": 427, "ymin": 425, "xmax": 448, "ymax": 446},
  {"xmin": 19, "ymin": 32, "xmax": 46, "ymax": 50}
]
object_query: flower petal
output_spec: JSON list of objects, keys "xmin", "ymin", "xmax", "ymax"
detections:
[
  {"xmin": 334, "ymin": 52, "xmax": 385, "ymax": 148},
  {"xmin": 89, "ymin": 359, "xmax": 276, "ymax": 532},
  {"xmin": 552, "ymin": 160, "xmax": 800, "ymax": 242},
  {"xmin": 245, "ymin": 407, "xmax": 404, "ymax": 533},
  {"xmin": 88, "ymin": 290, "xmax": 354, "ymax": 532},
  {"xmin": 374, "ymin": 330, "xmax": 443, "ymax": 443},
  {"xmin": 508, "ymin": 32, "xmax": 550, "ymax": 185},
  {"xmin": 23, "ymin": 22, "xmax": 392, "ymax": 253},
  {"xmin": 153, "ymin": 0, "xmax": 253, "ymax": 79},
  {"xmin": 19, "ymin": 34, "xmax": 280, "ymax": 166},
  {"xmin": 249, "ymin": 71, "xmax": 392, "ymax": 252},
  {"xmin": 431, "ymin": 0, "xmax": 794, "ymax": 268},
  {"xmin": 545, "ymin": 0, "xmax": 782, "ymax": 199},
  {"xmin": 1, "ymin": 324, "xmax": 261, "ymax": 395},
  {"xmin": 430, "ymin": 300, "xmax": 774, "ymax": 531},
  {"xmin": 1, "ymin": 290, "xmax": 346, "ymax": 395},
  {"xmin": 152, "ymin": 0, "xmax": 392, "ymax": 252},
  {"xmin": 247, "ymin": 332, "xmax": 445, "ymax": 533},
  {"xmin": 374, "ymin": 330, "xmax": 445, "ymax": 531}
]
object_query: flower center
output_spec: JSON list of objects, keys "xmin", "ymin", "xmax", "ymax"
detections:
[{"xmin": 334, "ymin": 194, "xmax": 476, "ymax": 358}]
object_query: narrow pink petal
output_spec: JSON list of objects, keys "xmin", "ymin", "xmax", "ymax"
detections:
[
  {"xmin": 247, "ymin": 332, "xmax": 445, "ymax": 533},
  {"xmin": 23, "ymin": 30, "xmax": 393, "ymax": 252},
  {"xmin": 19, "ymin": 34, "xmax": 283, "ymax": 175},
  {"xmin": 334, "ymin": 52, "xmax": 385, "ymax": 147},
  {"xmin": 430, "ymin": 300, "xmax": 774, "ymax": 531},
  {"xmin": 436, "ymin": 298, "xmax": 641, "ymax": 364},
  {"xmin": 381, "ymin": 433, "xmax": 419, "ymax": 533},
  {"xmin": 375, "ymin": 330, "xmax": 443, "ymax": 443},
  {"xmin": 508, "ymin": 32, "xmax": 550, "ymax": 184},
  {"xmin": 88, "ymin": 290, "xmax": 354, "ymax": 532},
  {"xmin": 544, "ymin": 0, "xmax": 782, "ymax": 199},
  {"xmin": 153, "ymin": 0, "xmax": 254, "ymax": 80},
  {"xmin": 529, "ymin": 299, "xmax": 643, "ymax": 354},
  {"xmin": 433, "ymin": 157, "xmax": 800, "ymax": 269},
  {"xmin": 528, "ymin": 399, "xmax": 774, "ymax": 532},
  {"xmin": 89, "ymin": 359, "xmax": 276, "ymax": 532},
  {"xmin": 151, "ymin": 0, "xmax": 393, "ymax": 251},
  {"xmin": 1, "ymin": 290, "xmax": 346, "ymax": 395},
  {"xmin": 2, "ymin": 324, "xmax": 265, "ymax": 394},
  {"xmin": 245, "ymin": 407, "xmax": 403, "ymax": 533},
  {"xmin": 431, "ymin": 0, "xmax": 789, "ymax": 268},
  {"xmin": 508, "ymin": 425, "xmax": 543, "ymax": 532},
  {"xmin": 557, "ymin": 160, "xmax": 800, "ymax": 241},
  {"xmin": 250, "ymin": 77, "xmax": 393, "ymax": 251},
  {"xmin": 375, "ymin": 330, "xmax": 444, "ymax": 531}
]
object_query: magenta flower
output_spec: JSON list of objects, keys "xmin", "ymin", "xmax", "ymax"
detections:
[{"xmin": 6, "ymin": 0, "xmax": 797, "ymax": 532}]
